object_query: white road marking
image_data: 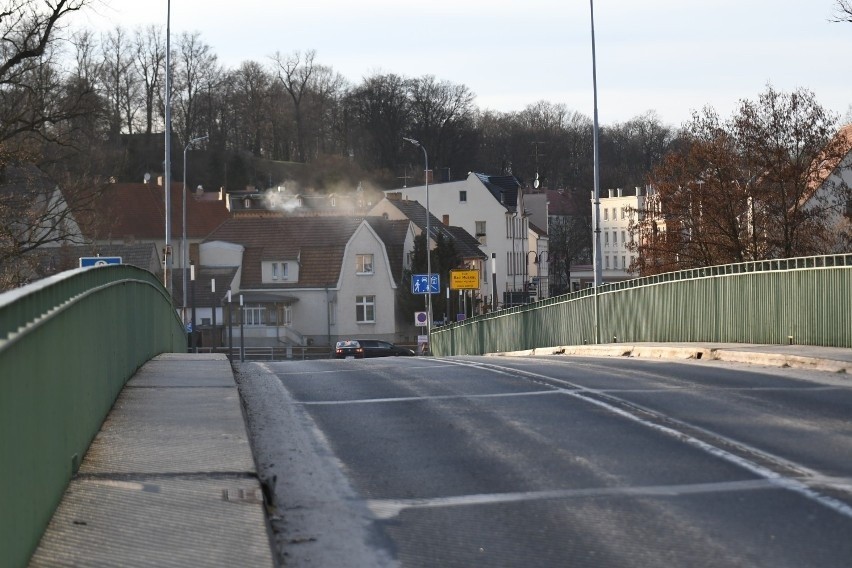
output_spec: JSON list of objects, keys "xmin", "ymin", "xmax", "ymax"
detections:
[{"xmin": 441, "ymin": 358, "xmax": 852, "ymax": 521}]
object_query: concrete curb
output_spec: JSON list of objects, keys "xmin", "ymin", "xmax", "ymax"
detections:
[{"xmin": 492, "ymin": 344, "xmax": 851, "ymax": 375}]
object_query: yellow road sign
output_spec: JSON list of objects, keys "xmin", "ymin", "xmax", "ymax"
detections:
[{"xmin": 450, "ymin": 269, "xmax": 480, "ymax": 290}]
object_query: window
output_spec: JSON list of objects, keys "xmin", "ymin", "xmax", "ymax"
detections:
[
  {"xmin": 356, "ymin": 295, "xmax": 375, "ymax": 323},
  {"xmin": 621, "ymin": 231, "xmax": 626, "ymax": 245},
  {"xmin": 243, "ymin": 304, "xmax": 265, "ymax": 326},
  {"xmin": 604, "ymin": 208, "xmax": 608, "ymax": 220},
  {"xmin": 475, "ymin": 220, "xmax": 486, "ymax": 245},
  {"xmin": 613, "ymin": 231, "xmax": 617, "ymax": 245},
  {"xmin": 271, "ymin": 261, "xmax": 289, "ymax": 280},
  {"xmin": 459, "ymin": 190, "xmax": 467, "ymax": 203},
  {"xmin": 621, "ymin": 208, "xmax": 625, "ymax": 219},
  {"xmin": 605, "ymin": 256, "xmax": 610, "ymax": 269},
  {"xmin": 622, "ymin": 256, "xmax": 627, "ymax": 269},
  {"xmin": 356, "ymin": 254, "xmax": 374, "ymax": 274},
  {"xmin": 605, "ymin": 232, "xmax": 609, "ymax": 245},
  {"xmin": 613, "ymin": 256, "xmax": 618, "ymax": 269}
]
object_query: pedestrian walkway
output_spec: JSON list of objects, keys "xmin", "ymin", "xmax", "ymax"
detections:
[
  {"xmin": 28, "ymin": 353, "xmax": 273, "ymax": 567},
  {"xmin": 503, "ymin": 342, "xmax": 852, "ymax": 374}
]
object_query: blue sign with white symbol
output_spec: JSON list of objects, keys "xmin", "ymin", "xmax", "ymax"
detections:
[
  {"xmin": 79, "ymin": 256, "xmax": 122, "ymax": 267},
  {"xmin": 412, "ymin": 274, "xmax": 440, "ymax": 294}
]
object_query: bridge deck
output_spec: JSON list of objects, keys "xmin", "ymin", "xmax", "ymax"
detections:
[{"xmin": 28, "ymin": 353, "xmax": 273, "ymax": 567}]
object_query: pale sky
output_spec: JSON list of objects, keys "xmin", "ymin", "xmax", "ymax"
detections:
[{"xmin": 74, "ymin": 0, "xmax": 851, "ymax": 127}]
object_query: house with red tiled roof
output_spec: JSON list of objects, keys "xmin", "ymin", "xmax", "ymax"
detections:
[
  {"xmin": 84, "ymin": 179, "xmax": 231, "ymax": 278},
  {"xmin": 197, "ymin": 215, "xmax": 418, "ymax": 351}
]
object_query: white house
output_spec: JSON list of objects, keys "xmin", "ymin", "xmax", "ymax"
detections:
[
  {"xmin": 595, "ymin": 187, "xmax": 655, "ymax": 282},
  {"xmin": 195, "ymin": 216, "xmax": 418, "ymax": 351},
  {"xmin": 386, "ymin": 172, "xmax": 541, "ymax": 308}
]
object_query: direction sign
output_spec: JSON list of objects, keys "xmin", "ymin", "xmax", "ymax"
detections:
[
  {"xmin": 411, "ymin": 273, "xmax": 440, "ymax": 294},
  {"xmin": 79, "ymin": 256, "xmax": 122, "ymax": 267},
  {"xmin": 450, "ymin": 269, "xmax": 480, "ymax": 290}
]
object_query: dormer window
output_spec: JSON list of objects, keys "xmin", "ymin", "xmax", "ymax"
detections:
[{"xmin": 356, "ymin": 254, "xmax": 374, "ymax": 274}]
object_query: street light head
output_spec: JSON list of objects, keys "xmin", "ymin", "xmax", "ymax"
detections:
[{"xmin": 402, "ymin": 137, "xmax": 421, "ymax": 147}]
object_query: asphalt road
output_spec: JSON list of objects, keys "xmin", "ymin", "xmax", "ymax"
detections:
[{"xmin": 236, "ymin": 355, "xmax": 852, "ymax": 567}]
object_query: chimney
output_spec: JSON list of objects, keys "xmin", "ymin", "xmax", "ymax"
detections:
[
  {"xmin": 636, "ymin": 186, "xmax": 642, "ymax": 197},
  {"xmin": 617, "ymin": 188, "xmax": 623, "ymax": 197}
]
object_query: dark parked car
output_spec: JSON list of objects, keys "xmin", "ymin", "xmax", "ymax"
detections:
[
  {"xmin": 335, "ymin": 340, "xmax": 364, "ymax": 359},
  {"xmin": 356, "ymin": 339, "xmax": 416, "ymax": 358}
]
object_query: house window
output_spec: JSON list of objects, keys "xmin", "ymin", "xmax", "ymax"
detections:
[
  {"xmin": 475, "ymin": 221, "xmax": 486, "ymax": 245},
  {"xmin": 356, "ymin": 295, "xmax": 375, "ymax": 323},
  {"xmin": 243, "ymin": 304, "xmax": 265, "ymax": 326},
  {"xmin": 604, "ymin": 208, "xmax": 608, "ymax": 220},
  {"xmin": 605, "ymin": 232, "xmax": 609, "ymax": 245},
  {"xmin": 356, "ymin": 254, "xmax": 374, "ymax": 274},
  {"xmin": 621, "ymin": 231, "xmax": 626, "ymax": 245},
  {"xmin": 271, "ymin": 262, "xmax": 289, "ymax": 280},
  {"xmin": 613, "ymin": 231, "xmax": 618, "ymax": 245},
  {"xmin": 622, "ymin": 256, "xmax": 627, "ymax": 269},
  {"xmin": 621, "ymin": 208, "xmax": 625, "ymax": 219},
  {"xmin": 459, "ymin": 190, "xmax": 467, "ymax": 203},
  {"xmin": 605, "ymin": 256, "xmax": 610, "ymax": 269}
]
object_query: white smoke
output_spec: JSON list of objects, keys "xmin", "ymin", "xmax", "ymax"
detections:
[{"xmin": 262, "ymin": 185, "xmax": 302, "ymax": 213}]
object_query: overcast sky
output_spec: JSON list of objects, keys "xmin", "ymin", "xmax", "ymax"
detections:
[{"xmin": 75, "ymin": 0, "xmax": 851, "ymax": 127}]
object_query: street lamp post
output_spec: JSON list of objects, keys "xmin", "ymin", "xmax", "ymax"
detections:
[
  {"xmin": 403, "ymin": 137, "xmax": 431, "ymax": 353},
  {"xmin": 590, "ymin": 0, "xmax": 603, "ymax": 344},
  {"xmin": 164, "ymin": 0, "xmax": 173, "ymax": 296},
  {"xmin": 190, "ymin": 264, "xmax": 196, "ymax": 353},
  {"xmin": 182, "ymin": 135, "xmax": 208, "ymax": 323}
]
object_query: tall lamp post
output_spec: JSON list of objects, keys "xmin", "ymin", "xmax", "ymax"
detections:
[
  {"xmin": 403, "ymin": 137, "xmax": 431, "ymax": 353},
  {"xmin": 590, "ymin": 0, "xmax": 603, "ymax": 344},
  {"xmin": 182, "ymin": 134, "xmax": 208, "ymax": 321},
  {"xmin": 164, "ymin": 0, "xmax": 173, "ymax": 295}
]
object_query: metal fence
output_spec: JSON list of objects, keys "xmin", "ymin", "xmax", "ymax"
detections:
[
  {"xmin": 432, "ymin": 254, "xmax": 852, "ymax": 356},
  {"xmin": 0, "ymin": 265, "xmax": 186, "ymax": 568}
]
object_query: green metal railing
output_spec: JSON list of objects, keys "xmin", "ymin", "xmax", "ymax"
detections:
[
  {"xmin": 0, "ymin": 265, "xmax": 186, "ymax": 568},
  {"xmin": 432, "ymin": 254, "xmax": 852, "ymax": 355}
]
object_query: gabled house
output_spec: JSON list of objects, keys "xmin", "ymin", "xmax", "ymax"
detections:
[
  {"xmin": 801, "ymin": 123, "xmax": 852, "ymax": 252},
  {"xmin": 197, "ymin": 216, "xmax": 418, "ymax": 350},
  {"xmin": 369, "ymin": 194, "xmax": 488, "ymax": 311},
  {"xmin": 384, "ymin": 171, "xmax": 538, "ymax": 309}
]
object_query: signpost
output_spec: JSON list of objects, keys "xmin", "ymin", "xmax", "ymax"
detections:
[
  {"xmin": 449, "ymin": 269, "xmax": 480, "ymax": 290},
  {"xmin": 411, "ymin": 274, "xmax": 440, "ymax": 294},
  {"xmin": 79, "ymin": 256, "xmax": 122, "ymax": 268}
]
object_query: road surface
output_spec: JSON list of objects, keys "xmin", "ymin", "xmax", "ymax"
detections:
[{"xmin": 236, "ymin": 355, "xmax": 852, "ymax": 567}]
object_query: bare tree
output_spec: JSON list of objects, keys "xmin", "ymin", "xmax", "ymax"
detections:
[
  {"xmin": 273, "ymin": 49, "xmax": 316, "ymax": 163},
  {"xmin": 0, "ymin": 0, "xmax": 91, "ymax": 145},
  {"xmin": 101, "ymin": 25, "xmax": 137, "ymax": 140},
  {"xmin": 171, "ymin": 30, "xmax": 219, "ymax": 147},
  {"xmin": 831, "ymin": 0, "xmax": 852, "ymax": 23},
  {"xmin": 132, "ymin": 24, "xmax": 164, "ymax": 135}
]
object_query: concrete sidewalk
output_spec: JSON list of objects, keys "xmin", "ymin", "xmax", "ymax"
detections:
[
  {"xmin": 29, "ymin": 353, "xmax": 274, "ymax": 568},
  {"xmin": 502, "ymin": 342, "xmax": 852, "ymax": 374}
]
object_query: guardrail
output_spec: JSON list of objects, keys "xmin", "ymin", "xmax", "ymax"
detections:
[
  {"xmin": 431, "ymin": 254, "xmax": 852, "ymax": 356},
  {"xmin": 0, "ymin": 265, "xmax": 186, "ymax": 568}
]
